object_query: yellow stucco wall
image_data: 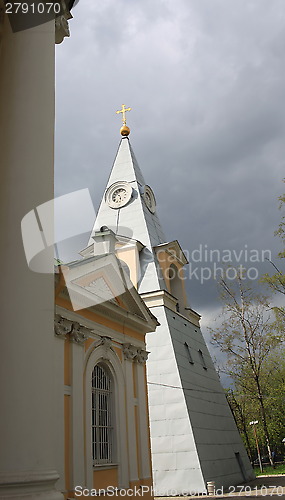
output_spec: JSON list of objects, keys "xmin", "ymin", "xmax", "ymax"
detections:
[
  {"xmin": 57, "ymin": 278, "xmax": 154, "ymax": 500},
  {"xmin": 93, "ymin": 467, "xmax": 118, "ymax": 489},
  {"xmin": 116, "ymin": 246, "xmax": 139, "ymax": 288}
]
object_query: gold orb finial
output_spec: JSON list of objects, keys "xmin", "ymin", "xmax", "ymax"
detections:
[
  {"xmin": 116, "ymin": 104, "xmax": 131, "ymax": 135},
  {"xmin": 120, "ymin": 125, "xmax": 130, "ymax": 136}
]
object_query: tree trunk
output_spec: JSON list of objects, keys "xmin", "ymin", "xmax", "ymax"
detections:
[{"xmin": 256, "ymin": 377, "xmax": 274, "ymax": 467}]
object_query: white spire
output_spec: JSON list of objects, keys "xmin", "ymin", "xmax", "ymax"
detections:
[{"xmin": 89, "ymin": 137, "xmax": 166, "ymax": 292}]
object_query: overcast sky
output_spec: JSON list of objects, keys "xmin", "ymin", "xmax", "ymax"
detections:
[{"xmin": 55, "ymin": 0, "xmax": 285, "ymax": 341}]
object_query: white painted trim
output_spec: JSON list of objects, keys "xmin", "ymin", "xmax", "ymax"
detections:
[
  {"xmin": 136, "ymin": 363, "xmax": 151, "ymax": 479},
  {"xmin": 141, "ymin": 290, "xmax": 178, "ymax": 312},
  {"xmin": 141, "ymin": 291, "xmax": 201, "ymax": 327},
  {"xmin": 71, "ymin": 342, "xmax": 85, "ymax": 488},
  {"xmin": 84, "ymin": 345, "xmax": 129, "ymax": 490},
  {"xmin": 124, "ymin": 360, "xmax": 139, "ymax": 482}
]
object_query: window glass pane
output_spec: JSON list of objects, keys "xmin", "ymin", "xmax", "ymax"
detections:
[{"xmin": 91, "ymin": 364, "xmax": 113, "ymax": 465}]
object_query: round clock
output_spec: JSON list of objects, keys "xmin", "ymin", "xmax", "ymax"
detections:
[
  {"xmin": 143, "ymin": 185, "xmax": 156, "ymax": 213},
  {"xmin": 105, "ymin": 181, "xmax": 133, "ymax": 209}
]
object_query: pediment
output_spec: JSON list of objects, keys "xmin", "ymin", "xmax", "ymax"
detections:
[{"xmin": 56, "ymin": 254, "xmax": 158, "ymax": 328}]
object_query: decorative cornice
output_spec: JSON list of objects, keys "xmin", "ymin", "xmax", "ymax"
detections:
[
  {"xmin": 141, "ymin": 289, "xmax": 178, "ymax": 311},
  {"xmin": 55, "ymin": 0, "xmax": 72, "ymax": 44},
  {"xmin": 54, "ymin": 314, "xmax": 89, "ymax": 344},
  {"xmin": 122, "ymin": 343, "xmax": 149, "ymax": 364},
  {"xmin": 140, "ymin": 290, "xmax": 201, "ymax": 327}
]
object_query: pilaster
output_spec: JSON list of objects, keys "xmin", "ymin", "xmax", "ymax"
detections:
[
  {"xmin": 123, "ymin": 347, "xmax": 139, "ymax": 482},
  {"xmin": 122, "ymin": 344, "xmax": 149, "ymax": 482}
]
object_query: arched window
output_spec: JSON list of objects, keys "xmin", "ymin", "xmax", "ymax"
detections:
[{"xmin": 91, "ymin": 364, "xmax": 113, "ymax": 465}]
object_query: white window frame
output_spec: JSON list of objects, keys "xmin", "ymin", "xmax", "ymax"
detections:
[
  {"xmin": 92, "ymin": 363, "xmax": 114, "ymax": 466},
  {"xmin": 84, "ymin": 342, "xmax": 129, "ymax": 490}
]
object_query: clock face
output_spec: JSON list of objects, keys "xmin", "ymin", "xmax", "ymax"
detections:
[
  {"xmin": 112, "ymin": 188, "xmax": 128, "ymax": 203},
  {"xmin": 105, "ymin": 181, "xmax": 132, "ymax": 209},
  {"xmin": 143, "ymin": 185, "xmax": 156, "ymax": 213}
]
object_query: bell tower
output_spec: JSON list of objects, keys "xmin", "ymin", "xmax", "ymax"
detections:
[{"xmin": 87, "ymin": 109, "xmax": 254, "ymax": 495}]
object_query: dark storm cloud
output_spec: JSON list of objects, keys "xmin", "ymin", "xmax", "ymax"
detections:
[{"xmin": 55, "ymin": 0, "xmax": 285, "ymax": 324}]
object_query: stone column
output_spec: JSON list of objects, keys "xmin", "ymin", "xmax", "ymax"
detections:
[{"xmin": 0, "ymin": 12, "xmax": 64, "ymax": 499}]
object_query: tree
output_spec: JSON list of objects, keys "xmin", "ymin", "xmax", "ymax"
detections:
[
  {"xmin": 226, "ymin": 388, "xmax": 254, "ymax": 462},
  {"xmin": 261, "ymin": 180, "xmax": 285, "ymax": 325},
  {"xmin": 225, "ymin": 352, "xmax": 285, "ymax": 463},
  {"xmin": 209, "ymin": 271, "xmax": 284, "ymax": 467},
  {"xmin": 259, "ymin": 352, "xmax": 285, "ymax": 454}
]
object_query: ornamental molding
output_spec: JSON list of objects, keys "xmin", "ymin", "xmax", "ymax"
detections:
[
  {"xmin": 100, "ymin": 336, "xmax": 113, "ymax": 360},
  {"xmin": 122, "ymin": 343, "xmax": 137, "ymax": 361},
  {"xmin": 136, "ymin": 348, "xmax": 149, "ymax": 364},
  {"xmin": 105, "ymin": 181, "xmax": 133, "ymax": 209},
  {"xmin": 143, "ymin": 185, "xmax": 156, "ymax": 214},
  {"xmin": 122, "ymin": 343, "xmax": 149, "ymax": 364},
  {"xmin": 55, "ymin": 0, "xmax": 72, "ymax": 44},
  {"xmin": 54, "ymin": 314, "xmax": 89, "ymax": 344}
]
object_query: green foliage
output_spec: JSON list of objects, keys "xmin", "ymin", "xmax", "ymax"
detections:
[
  {"xmin": 261, "ymin": 180, "xmax": 285, "ymax": 323},
  {"xmin": 226, "ymin": 352, "xmax": 285, "ymax": 461},
  {"xmin": 210, "ymin": 271, "xmax": 285, "ymax": 466},
  {"xmin": 211, "ymin": 182, "xmax": 285, "ymax": 465}
]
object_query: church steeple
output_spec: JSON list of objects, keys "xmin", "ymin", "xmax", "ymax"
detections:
[
  {"xmin": 89, "ymin": 133, "xmax": 166, "ymax": 293},
  {"xmin": 87, "ymin": 118, "xmax": 254, "ymax": 495}
]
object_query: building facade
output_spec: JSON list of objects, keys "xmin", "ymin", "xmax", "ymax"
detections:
[{"xmin": 55, "ymin": 233, "xmax": 158, "ymax": 499}]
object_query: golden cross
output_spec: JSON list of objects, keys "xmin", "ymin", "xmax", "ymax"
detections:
[{"xmin": 116, "ymin": 104, "xmax": 131, "ymax": 125}]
